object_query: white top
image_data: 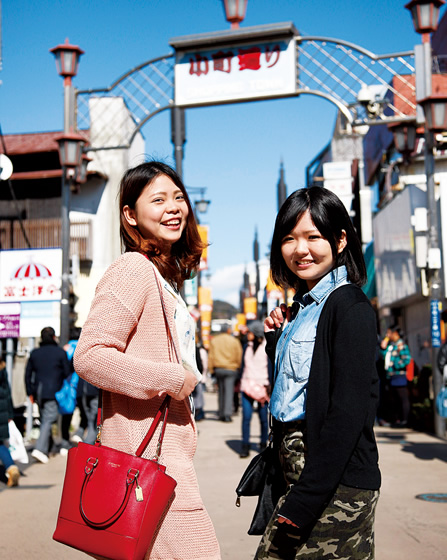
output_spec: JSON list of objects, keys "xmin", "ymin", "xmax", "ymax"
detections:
[{"xmin": 152, "ymin": 264, "xmax": 202, "ymax": 384}]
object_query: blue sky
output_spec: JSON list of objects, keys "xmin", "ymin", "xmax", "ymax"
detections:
[{"xmin": 1, "ymin": 1, "xmax": 443, "ymax": 306}]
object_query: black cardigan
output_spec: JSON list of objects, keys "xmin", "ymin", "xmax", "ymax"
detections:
[{"xmin": 266, "ymin": 284, "xmax": 381, "ymax": 529}]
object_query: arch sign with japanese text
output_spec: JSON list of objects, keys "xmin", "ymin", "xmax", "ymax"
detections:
[{"xmin": 173, "ymin": 32, "xmax": 296, "ymax": 107}]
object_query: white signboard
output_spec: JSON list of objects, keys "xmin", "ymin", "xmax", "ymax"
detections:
[
  {"xmin": 20, "ymin": 301, "xmax": 61, "ymax": 338},
  {"xmin": 323, "ymin": 161, "xmax": 353, "ymax": 212},
  {"xmin": 0, "ymin": 248, "xmax": 62, "ymax": 303},
  {"xmin": 175, "ymin": 37, "xmax": 297, "ymax": 106}
]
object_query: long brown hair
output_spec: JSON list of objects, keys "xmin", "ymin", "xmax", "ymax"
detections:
[{"xmin": 119, "ymin": 161, "xmax": 205, "ymax": 290}]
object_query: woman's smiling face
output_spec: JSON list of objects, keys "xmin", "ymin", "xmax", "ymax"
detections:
[
  {"xmin": 281, "ymin": 210, "xmax": 346, "ymax": 290},
  {"xmin": 123, "ymin": 174, "xmax": 189, "ymax": 251}
]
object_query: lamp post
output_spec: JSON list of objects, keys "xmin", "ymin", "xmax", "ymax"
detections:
[
  {"xmin": 221, "ymin": 0, "xmax": 248, "ymax": 29},
  {"xmin": 253, "ymin": 227, "xmax": 261, "ymax": 319},
  {"xmin": 189, "ymin": 188, "xmax": 210, "ymax": 344},
  {"xmin": 55, "ymin": 132, "xmax": 86, "ymax": 347},
  {"xmin": 405, "ymin": 0, "xmax": 446, "ymax": 438},
  {"xmin": 51, "ymin": 39, "xmax": 85, "ymax": 347}
]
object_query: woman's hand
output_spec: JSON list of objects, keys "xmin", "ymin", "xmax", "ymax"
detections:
[
  {"xmin": 173, "ymin": 368, "xmax": 198, "ymax": 400},
  {"xmin": 264, "ymin": 304, "xmax": 290, "ymax": 332},
  {"xmin": 277, "ymin": 515, "xmax": 299, "ymax": 528}
]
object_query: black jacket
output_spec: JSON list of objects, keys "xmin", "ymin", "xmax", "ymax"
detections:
[
  {"xmin": 25, "ymin": 342, "xmax": 71, "ymax": 401},
  {"xmin": 437, "ymin": 343, "xmax": 447, "ymax": 374},
  {"xmin": 266, "ymin": 284, "xmax": 381, "ymax": 529},
  {"xmin": 0, "ymin": 367, "xmax": 14, "ymax": 441}
]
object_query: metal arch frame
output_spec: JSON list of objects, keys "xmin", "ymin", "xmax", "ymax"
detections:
[
  {"xmin": 296, "ymin": 89, "xmax": 354, "ymax": 126},
  {"xmin": 76, "ymin": 52, "xmax": 176, "ymax": 151},
  {"xmin": 74, "ymin": 34, "xmax": 416, "ymax": 151},
  {"xmin": 296, "ymin": 34, "xmax": 414, "ymax": 63}
]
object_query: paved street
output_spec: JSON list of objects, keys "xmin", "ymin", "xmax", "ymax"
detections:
[{"xmin": 1, "ymin": 391, "xmax": 446, "ymax": 559}]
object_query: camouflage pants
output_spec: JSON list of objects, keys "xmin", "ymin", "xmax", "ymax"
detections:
[{"xmin": 255, "ymin": 423, "xmax": 379, "ymax": 560}]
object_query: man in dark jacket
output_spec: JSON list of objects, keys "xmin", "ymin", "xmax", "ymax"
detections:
[{"xmin": 25, "ymin": 327, "xmax": 71, "ymax": 463}]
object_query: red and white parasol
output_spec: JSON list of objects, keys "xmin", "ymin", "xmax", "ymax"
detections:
[{"xmin": 12, "ymin": 262, "xmax": 53, "ymax": 279}]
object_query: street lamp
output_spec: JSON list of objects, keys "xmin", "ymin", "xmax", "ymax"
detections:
[
  {"xmin": 50, "ymin": 38, "xmax": 84, "ymax": 80},
  {"xmin": 51, "ymin": 39, "xmax": 85, "ymax": 347},
  {"xmin": 388, "ymin": 120, "xmax": 418, "ymax": 162},
  {"xmin": 405, "ymin": 0, "xmax": 445, "ymax": 35},
  {"xmin": 405, "ymin": 0, "xmax": 446, "ymax": 438},
  {"xmin": 195, "ymin": 197, "xmax": 210, "ymax": 215},
  {"xmin": 221, "ymin": 0, "xmax": 248, "ymax": 29},
  {"xmin": 76, "ymin": 153, "xmax": 92, "ymax": 186},
  {"xmin": 419, "ymin": 95, "xmax": 447, "ymax": 131},
  {"xmin": 55, "ymin": 131, "xmax": 86, "ymax": 347},
  {"xmin": 50, "ymin": 39, "xmax": 84, "ymax": 132},
  {"xmin": 55, "ymin": 131, "xmax": 86, "ymax": 171},
  {"xmin": 191, "ymin": 189, "xmax": 210, "ymax": 345}
]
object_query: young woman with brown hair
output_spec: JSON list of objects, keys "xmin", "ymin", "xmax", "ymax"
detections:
[{"xmin": 74, "ymin": 161, "xmax": 220, "ymax": 560}]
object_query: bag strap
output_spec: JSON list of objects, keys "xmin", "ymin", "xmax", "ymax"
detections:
[{"xmin": 94, "ymin": 260, "xmax": 181, "ymax": 460}]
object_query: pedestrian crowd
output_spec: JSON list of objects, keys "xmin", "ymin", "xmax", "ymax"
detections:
[{"xmin": 1, "ymin": 160, "xmax": 446, "ymax": 560}]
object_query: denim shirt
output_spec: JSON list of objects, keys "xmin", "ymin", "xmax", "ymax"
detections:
[{"xmin": 270, "ymin": 266, "xmax": 350, "ymax": 422}]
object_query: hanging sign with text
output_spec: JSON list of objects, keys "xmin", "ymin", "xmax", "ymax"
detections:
[
  {"xmin": 0, "ymin": 303, "xmax": 21, "ymax": 338},
  {"xmin": 174, "ymin": 37, "xmax": 297, "ymax": 106}
]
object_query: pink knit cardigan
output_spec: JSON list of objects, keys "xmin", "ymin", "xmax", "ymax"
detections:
[{"xmin": 74, "ymin": 252, "xmax": 220, "ymax": 560}]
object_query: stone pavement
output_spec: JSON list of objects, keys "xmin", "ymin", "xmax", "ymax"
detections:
[{"xmin": 0, "ymin": 391, "xmax": 446, "ymax": 559}]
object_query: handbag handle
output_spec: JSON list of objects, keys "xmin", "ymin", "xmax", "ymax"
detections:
[{"xmin": 80, "ymin": 465, "xmax": 140, "ymax": 529}]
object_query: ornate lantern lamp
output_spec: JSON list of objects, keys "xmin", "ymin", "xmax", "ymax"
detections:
[
  {"xmin": 405, "ymin": 0, "xmax": 445, "ymax": 34},
  {"xmin": 195, "ymin": 197, "xmax": 211, "ymax": 215},
  {"xmin": 77, "ymin": 154, "xmax": 92, "ymax": 184},
  {"xmin": 55, "ymin": 131, "xmax": 86, "ymax": 177},
  {"xmin": 388, "ymin": 120, "xmax": 418, "ymax": 158},
  {"xmin": 221, "ymin": 0, "xmax": 248, "ymax": 29},
  {"xmin": 419, "ymin": 95, "xmax": 447, "ymax": 131},
  {"xmin": 50, "ymin": 38, "xmax": 84, "ymax": 81}
]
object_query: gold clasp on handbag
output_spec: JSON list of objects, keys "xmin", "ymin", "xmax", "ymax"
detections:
[
  {"xmin": 127, "ymin": 469, "xmax": 143, "ymax": 502},
  {"xmin": 95, "ymin": 424, "xmax": 102, "ymax": 444}
]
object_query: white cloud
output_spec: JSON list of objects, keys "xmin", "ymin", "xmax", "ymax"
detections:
[{"xmin": 202, "ymin": 259, "xmax": 270, "ymax": 308}]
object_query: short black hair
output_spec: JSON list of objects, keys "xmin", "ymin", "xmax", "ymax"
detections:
[
  {"xmin": 40, "ymin": 326, "xmax": 56, "ymax": 344},
  {"xmin": 270, "ymin": 186, "xmax": 366, "ymax": 291}
]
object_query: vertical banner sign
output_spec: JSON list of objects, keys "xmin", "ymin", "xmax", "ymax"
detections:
[
  {"xmin": 431, "ymin": 299, "xmax": 442, "ymax": 348},
  {"xmin": 198, "ymin": 286, "xmax": 213, "ymax": 349},
  {"xmin": 244, "ymin": 297, "xmax": 257, "ymax": 320},
  {"xmin": 197, "ymin": 225, "xmax": 209, "ymax": 271}
]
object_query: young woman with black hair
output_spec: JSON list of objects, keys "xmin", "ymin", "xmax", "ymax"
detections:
[{"xmin": 255, "ymin": 187, "xmax": 381, "ymax": 559}]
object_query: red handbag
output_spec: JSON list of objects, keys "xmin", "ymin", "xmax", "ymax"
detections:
[
  {"xmin": 53, "ymin": 395, "xmax": 176, "ymax": 560},
  {"xmin": 53, "ymin": 272, "xmax": 180, "ymax": 559}
]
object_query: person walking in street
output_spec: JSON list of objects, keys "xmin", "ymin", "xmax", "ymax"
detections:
[
  {"xmin": 239, "ymin": 320, "xmax": 271, "ymax": 458},
  {"xmin": 436, "ymin": 310, "xmax": 447, "ymax": 375},
  {"xmin": 25, "ymin": 326, "xmax": 71, "ymax": 464},
  {"xmin": 208, "ymin": 324, "xmax": 243, "ymax": 422},
  {"xmin": 0, "ymin": 358, "xmax": 20, "ymax": 487},
  {"xmin": 74, "ymin": 161, "xmax": 220, "ymax": 560},
  {"xmin": 380, "ymin": 325, "xmax": 411, "ymax": 427},
  {"xmin": 255, "ymin": 187, "xmax": 381, "ymax": 559}
]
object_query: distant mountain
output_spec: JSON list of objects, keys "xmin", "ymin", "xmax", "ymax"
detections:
[{"xmin": 212, "ymin": 299, "xmax": 238, "ymax": 320}]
